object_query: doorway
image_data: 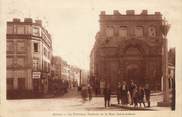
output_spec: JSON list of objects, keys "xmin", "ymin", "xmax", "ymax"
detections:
[{"xmin": 126, "ymin": 64, "xmax": 144, "ymax": 85}]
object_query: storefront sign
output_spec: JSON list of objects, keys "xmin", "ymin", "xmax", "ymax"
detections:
[{"xmin": 32, "ymin": 72, "xmax": 41, "ymax": 79}]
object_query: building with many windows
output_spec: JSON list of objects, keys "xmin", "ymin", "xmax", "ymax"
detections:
[
  {"xmin": 6, "ymin": 18, "xmax": 52, "ymax": 97},
  {"xmin": 90, "ymin": 10, "xmax": 166, "ymax": 92}
]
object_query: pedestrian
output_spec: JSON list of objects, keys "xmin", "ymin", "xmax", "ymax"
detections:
[
  {"xmin": 103, "ymin": 84, "xmax": 111, "ymax": 108},
  {"xmin": 88, "ymin": 84, "xmax": 93, "ymax": 101},
  {"xmin": 138, "ymin": 86, "xmax": 145, "ymax": 107},
  {"xmin": 116, "ymin": 82, "xmax": 121, "ymax": 104},
  {"xmin": 128, "ymin": 80, "xmax": 136, "ymax": 105},
  {"xmin": 144, "ymin": 84, "xmax": 151, "ymax": 107},
  {"xmin": 133, "ymin": 84, "xmax": 138, "ymax": 107},
  {"xmin": 77, "ymin": 85, "xmax": 82, "ymax": 92},
  {"xmin": 81, "ymin": 84, "xmax": 88, "ymax": 102},
  {"xmin": 53, "ymin": 82, "xmax": 58, "ymax": 96},
  {"xmin": 120, "ymin": 81, "xmax": 128, "ymax": 105}
]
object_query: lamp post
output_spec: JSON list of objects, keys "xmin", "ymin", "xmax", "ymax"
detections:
[{"xmin": 158, "ymin": 18, "xmax": 171, "ymax": 106}]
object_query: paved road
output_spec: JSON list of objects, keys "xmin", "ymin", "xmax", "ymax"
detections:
[
  {"xmin": 5, "ymin": 88, "xmax": 126, "ymax": 111},
  {"xmin": 4, "ymin": 88, "xmax": 166, "ymax": 112}
]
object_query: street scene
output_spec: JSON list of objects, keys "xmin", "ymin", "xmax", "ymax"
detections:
[
  {"xmin": 6, "ymin": 87, "xmax": 170, "ymax": 111},
  {"xmin": 2, "ymin": 0, "xmax": 177, "ymax": 113}
]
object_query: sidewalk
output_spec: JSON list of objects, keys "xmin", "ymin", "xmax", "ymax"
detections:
[
  {"xmin": 111, "ymin": 104, "xmax": 171, "ymax": 111},
  {"xmin": 110, "ymin": 92, "xmax": 171, "ymax": 111}
]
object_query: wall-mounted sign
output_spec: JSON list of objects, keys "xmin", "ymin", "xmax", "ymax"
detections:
[{"xmin": 32, "ymin": 72, "xmax": 41, "ymax": 79}]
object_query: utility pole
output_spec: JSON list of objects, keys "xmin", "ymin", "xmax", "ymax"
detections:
[{"xmin": 79, "ymin": 69, "xmax": 82, "ymax": 86}]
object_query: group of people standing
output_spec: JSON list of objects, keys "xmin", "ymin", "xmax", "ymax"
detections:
[
  {"xmin": 103, "ymin": 80, "xmax": 151, "ymax": 108},
  {"xmin": 118, "ymin": 80, "xmax": 151, "ymax": 107},
  {"xmin": 78, "ymin": 80, "xmax": 151, "ymax": 108}
]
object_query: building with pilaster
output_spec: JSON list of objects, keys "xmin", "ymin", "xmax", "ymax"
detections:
[
  {"xmin": 90, "ymin": 10, "xmax": 167, "ymax": 92},
  {"xmin": 6, "ymin": 18, "xmax": 52, "ymax": 97}
]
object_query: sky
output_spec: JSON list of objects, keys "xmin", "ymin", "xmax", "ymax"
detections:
[{"xmin": 1, "ymin": 0, "xmax": 182, "ymax": 70}]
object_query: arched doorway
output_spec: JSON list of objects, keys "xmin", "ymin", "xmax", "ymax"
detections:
[
  {"xmin": 123, "ymin": 46, "xmax": 145, "ymax": 86},
  {"xmin": 126, "ymin": 64, "xmax": 144, "ymax": 85}
]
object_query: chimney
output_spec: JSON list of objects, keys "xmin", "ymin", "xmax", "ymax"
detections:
[
  {"xmin": 155, "ymin": 12, "xmax": 161, "ymax": 15},
  {"xmin": 126, "ymin": 10, "xmax": 135, "ymax": 15},
  {"xmin": 35, "ymin": 20, "xmax": 42, "ymax": 26},
  {"xmin": 13, "ymin": 18, "xmax": 20, "ymax": 22},
  {"xmin": 100, "ymin": 11, "xmax": 106, "ymax": 15},
  {"xmin": 113, "ymin": 10, "xmax": 120, "ymax": 15},
  {"xmin": 141, "ymin": 10, "xmax": 148, "ymax": 15},
  {"xmin": 24, "ymin": 18, "xmax": 33, "ymax": 23}
]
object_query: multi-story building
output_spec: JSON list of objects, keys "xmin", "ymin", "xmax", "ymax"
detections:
[
  {"xmin": 51, "ymin": 56, "xmax": 62, "ymax": 80},
  {"xmin": 80, "ymin": 70, "xmax": 89, "ymax": 86},
  {"xmin": 90, "ymin": 10, "xmax": 167, "ymax": 92},
  {"xmin": 6, "ymin": 18, "xmax": 52, "ymax": 97},
  {"xmin": 61, "ymin": 60, "xmax": 70, "ymax": 80}
]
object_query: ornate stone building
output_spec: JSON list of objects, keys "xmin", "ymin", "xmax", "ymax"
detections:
[{"xmin": 90, "ymin": 10, "xmax": 164, "ymax": 91}]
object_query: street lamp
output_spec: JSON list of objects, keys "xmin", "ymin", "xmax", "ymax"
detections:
[{"xmin": 158, "ymin": 18, "xmax": 171, "ymax": 106}]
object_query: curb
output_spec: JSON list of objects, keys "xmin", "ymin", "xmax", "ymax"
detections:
[{"xmin": 111, "ymin": 104, "xmax": 155, "ymax": 111}]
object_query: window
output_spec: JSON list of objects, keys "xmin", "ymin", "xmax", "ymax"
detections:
[
  {"xmin": 119, "ymin": 26, "xmax": 127, "ymax": 38},
  {"xmin": 135, "ymin": 26, "xmax": 144, "ymax": 37},
  {"xmin": 33, "ymin": 60, "xmax": 39, "ymax": 71},
  {"xmin": 7, "ymin": 25, "xmax": 14, "ymax": 34},
  {"xmin": 33, "ymin": 43, "xmax": 38, "ymax": 52},
  {"xmin": 33, "ymin": 26, "xmax": 40, "ymax": 36},
  {"xmin": 44, "ymin": 47, "xmax": 47, "ymax": 57},
  {"xmin": 106, "ymin": 26, "xmax": 114, "ymax": 37},
  {"xmin": 25, "ymin": 25, "xmax": 32, "ymax": 34},
  {"xmin": 168, "ymin": 78, "xmax": 171, "ymax": 89},
  {"xmin": 17, "ymin": 25, "xmax": 25, "ymax": 34},
  {"xmin": 7, "ymin": 78, "xmax": 14, "ymax": 90},
  {"xmin": 7, "ymin": 41, "xmax": 14, "ymax": 52},
  {"xmin": 7, "ymin": 57, "xmax": 13, "ymax": 67},
  {"xmin": 17, "ymin": 42, "xmax": 25, "ymax": 52},
  {"xmin": 148, "ymin": 26, "xmax": 156, "ymax": 37},
  {"xmin": 17, "ymin": 58, "xmax": 25, "ymax": 67}
]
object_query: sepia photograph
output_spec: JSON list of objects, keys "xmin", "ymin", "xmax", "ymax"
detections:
[{"xmin": 0, "ymin": 0, "xmax": 182, "ymax": 117}]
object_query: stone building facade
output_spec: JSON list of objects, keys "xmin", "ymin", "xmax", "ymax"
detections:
[
  {"xmin": 90, "ymin": 10, "xmax": 165, "ymax": 92},
  {"xmin": 6, "ymin": 18, "xmax": 52, "ymax": 96}
]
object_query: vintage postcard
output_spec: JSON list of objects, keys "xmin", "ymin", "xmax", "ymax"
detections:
[{"xmin": 0, "ymin": 0, "xmax": 182, "ymax": 117}]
